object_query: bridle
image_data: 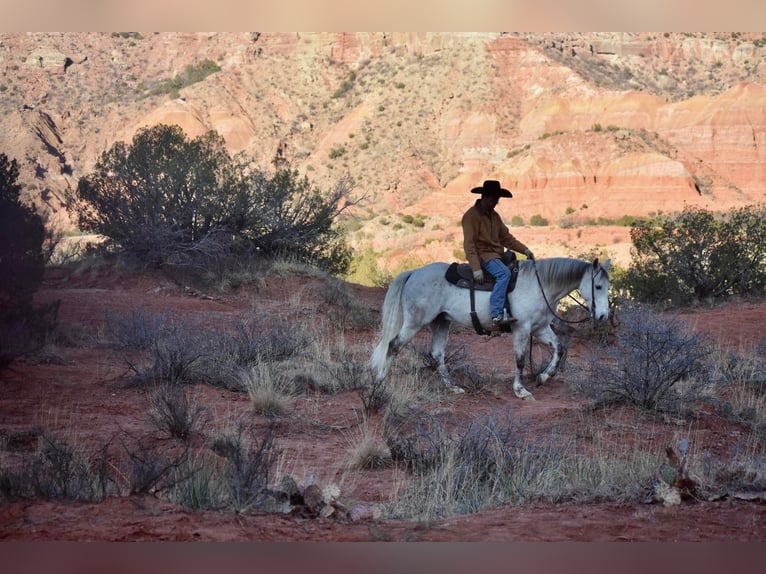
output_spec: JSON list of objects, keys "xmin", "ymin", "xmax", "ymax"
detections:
[{"xmin": 531, "ymin": 259, "xmax": 606, "ymax": 325}]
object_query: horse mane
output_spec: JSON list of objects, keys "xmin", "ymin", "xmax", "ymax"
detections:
[{"xmin": 523, "ymin": 257, "xmax": 591, "ymax": 291}]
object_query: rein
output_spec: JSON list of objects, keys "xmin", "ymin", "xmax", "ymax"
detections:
[{"xmin": 530, "ymin": 260, "xmax": 598, "ymax": 325}]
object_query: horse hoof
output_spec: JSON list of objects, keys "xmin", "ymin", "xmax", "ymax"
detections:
[
  {"xmin": 447, "ymin": 385, "xmax": 466, "ymax": 395},
  {"xmin": 536, "ymin": 374, "xmax": 550, "ymax": 386},
  {"xmin": 514, "ymin": 387, "xmax": 535, "ymax": 400}
]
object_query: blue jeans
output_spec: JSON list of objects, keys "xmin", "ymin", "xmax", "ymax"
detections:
[{"xmin": 481, "ymin": 258, "xmax": 511, "ymax": 318}]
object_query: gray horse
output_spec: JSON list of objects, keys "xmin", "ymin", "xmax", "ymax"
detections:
[{"xmin": 370, "ymin": 257, "xmax": 611, "ymax": 400}]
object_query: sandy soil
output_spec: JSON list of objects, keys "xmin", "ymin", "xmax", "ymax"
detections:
[{"xmin": 1, "ymin": 263, "xmax": 765, "ymax": 542}]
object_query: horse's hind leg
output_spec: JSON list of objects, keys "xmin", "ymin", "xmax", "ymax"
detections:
[
  {"xmin": 534, "ymin": 324, "xmax": 563, "ymax": 385},
  {"xmin": 379, "ymin": 319, "xmax": 424, "ymax": 377},
  {"xmin": 429, "ymin": 315, "xmax": 464, "ymax": 394}
]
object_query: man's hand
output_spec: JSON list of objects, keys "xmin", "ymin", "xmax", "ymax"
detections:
[
  {"xmin": 473, "ymin": 269, "xmax": 484, "ymax": 283},
  {"xmin": 524, "ymin": 248, "xmax": 535, "ymax": 261}
]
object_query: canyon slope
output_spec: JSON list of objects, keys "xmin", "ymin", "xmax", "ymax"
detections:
[{"xmin": 2, "ymin": 32, "xmax": 765, "ymax": 271}]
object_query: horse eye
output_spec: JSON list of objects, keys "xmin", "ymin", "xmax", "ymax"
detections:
[{"xmin": 595, "ymin": 285, "xmax": 602, "ymax": 290}]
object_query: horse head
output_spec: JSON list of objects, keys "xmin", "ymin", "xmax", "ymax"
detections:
[{"xmin": 580, "ymin": 258, "xmax": 611, "ymax": 321}]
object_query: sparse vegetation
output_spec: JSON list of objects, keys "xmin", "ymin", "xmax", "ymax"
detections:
[
  {"xmin": 148, "ymin": 384, "xmax": 209, "ymax": 442},
  {"xmin": 146, "ymin": 59, "xmax": 220, "ymax": 97},
  {"xmin": 1, "ymin": 430, "xmax": 110, "ymax": 502},
  {"xmin": 569, "ymin": 303, "xmax": 710, "ymax": 411},
  {"xmin": 623, "ymin": 205, "xmax": 766, "ymax": 304},
  {"xmin": 384, "ymin": 409, "xmax": 660, "ymax": 520}
]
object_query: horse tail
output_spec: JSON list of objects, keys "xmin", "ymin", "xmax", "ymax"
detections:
[{"xmin": 370, "ymin": 269, "xmax": 412, "ymax": 380}]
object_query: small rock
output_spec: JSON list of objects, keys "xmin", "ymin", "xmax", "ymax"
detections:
[
  {"xmin": 302, "ymin": 483, "xmax": 325, "ymax": 512},
  {"xmin": 654, "ymin": 481, "xmax": 681, "ymax": 506},
  {"xmin": 350, "ymin": 505, "xmax": 374, "ymax": 521}
]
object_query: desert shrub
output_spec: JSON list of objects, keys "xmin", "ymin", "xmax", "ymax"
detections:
[
  {"xmin": 0, "ymin": 153, "xmax": 58, "ymax": 366},
  {"xmin": 346, "ymin": 247, "xmax": 392, "ymax": 287},
  {"xmin": 328, "ymin": 145, "xmax": 346, "ymax": 159},
  {"xmin": 106, "ymin": 309, "xmax": 169, "ymax": 349},
  {"xmin": 120, "ymin": 433, "xmax": 191, "ymax": 496},
  {"xmin": 385, "ymin": 411, "xmax": 565, "ymax": 518},
  {"xmin": 624, "ymin": 205, "xmax": 766, "ymax": 304},
  {"xmin": 358, "ymin": 376, "xmax": 391, "ymax": 417},
  {"xmin": 0, "ymin": 431, "xmax": 110, "ymax": 502},
  {"xmin": 708, "ymin": 437, "xmax": 766, "ymax": 494},
  {"xmin": 114, "ymin": 311, "xmax": 310, "ymax": 391},
  {"xmin": 384, "ymin": 407, "xmax": 451, "ymax": 474},
  {"xmin": 385, "ymin": 409, "xmax": 664, "ymax": 520},
  {"xmin": 240, "ymin": 166, "xmax": 355, "ymax": 275},
  {"xmin": 569, "ymin": 304, "xmax": 710, "ymax": 411},
  {"xmin": 138, "ymin": 327, "xmax": 207, "ymax": 386},
  {"xmin": 218, "ymin": 315, "xmax": 307, "ymax": 364},
  {"xmin": 69, "ymin": 125, "xmax": 355, "ymax": 275},
  {"xmin": 708, "ymin": 346, "xmax": 766, "ymax": 434},
  {"xmin": 318, "ymin": 278, "xmax": 377, "ymax": 329},
  {"xmin": 208, "ymin": 420, "xmax": 281, "ymax": 511},
  {"xmin": 148, "ymin": 384, "xmax": 210, "ymax": 442},
  {"xmin": 346, "ymin": 420, "xmax": 392, "ymax": 470},
  {"xmin": 196, "ymin": 316, "xmax": 310, "ymax": 390},
  {"xmin": 68, "ymin": 125, "xmax": 243, "ymax": 267},
  {"xmin": 415, "ymin": 343, "xmax": 496, "ymax": 393},
  {"xmin": 166, "ymin": 452, "xmax": 225, "ymax": 510},
  {"xmin": 530, "ymin": 214, "xmax": 549, "ymax": 226},
  {"xmin": 148, "ymin": 59, "xmax": 220, "ymax": 96}
]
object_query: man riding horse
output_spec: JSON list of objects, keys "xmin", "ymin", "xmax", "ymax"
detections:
[{"xmin": 461, "ymin": 180, "xmax": 535, "ymax": 330}]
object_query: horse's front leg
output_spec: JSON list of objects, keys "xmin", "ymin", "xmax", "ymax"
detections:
[
  {"xmin": 511, "ymin": 328, "xmax": 534, "ymax": 400},
  {"xmin": 534, "ymin": 324, "xmax": 563, "ymax": 386},
  {"xmin": 430, "ymin": 315, "xmax": 464, "ymax": 394}
]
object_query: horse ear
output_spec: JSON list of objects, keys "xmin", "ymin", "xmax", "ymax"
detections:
[
  {"xmin": 592, "ymin": 258, "xmax": 599, "ymax": 269},
  {"xmin": 603, "ymin": 258, "xmax": 612, "ymax": 271}
]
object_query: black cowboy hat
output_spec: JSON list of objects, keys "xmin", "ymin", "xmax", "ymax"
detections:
[{"xmin": 470, "ymin": 179, "xmax": 512, "ymax": 198}]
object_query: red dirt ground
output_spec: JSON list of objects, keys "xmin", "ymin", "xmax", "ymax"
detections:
[{"xmin": 1, "ymin": 263, "xmax": 765, "ymax": 542}]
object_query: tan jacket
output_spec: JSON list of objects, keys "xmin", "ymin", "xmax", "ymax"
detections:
[{"xmin": 461, "ymin": 199, "xmax": 529, "ymax": 271}]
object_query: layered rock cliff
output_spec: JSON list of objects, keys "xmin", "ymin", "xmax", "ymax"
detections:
[{"xmin": 1, "ymin": 32, "xmax": 765, "ymax": 269}]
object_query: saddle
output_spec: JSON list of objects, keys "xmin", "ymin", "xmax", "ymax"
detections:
[{"xmin": 444, "ymin": 252, "xmax": 520, "ymax": 335}]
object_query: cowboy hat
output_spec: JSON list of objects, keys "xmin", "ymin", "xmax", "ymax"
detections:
[{"xmin": 470, "ymin": 179, "xmax": 512, "ymax": 198}]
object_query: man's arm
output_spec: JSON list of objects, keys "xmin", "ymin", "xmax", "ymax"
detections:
[{"xmin": 498, "ymin": 216, "xmax": 530, "ymax": 255}]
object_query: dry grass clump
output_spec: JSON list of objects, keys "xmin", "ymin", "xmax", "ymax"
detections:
[
  {"xmin": 318, "ymin": 277, "xmax": 378, "ymax": 330},
  {"xmin": 383, "ymin": 408, "xmax": 667, "ymax": 521},
  {"xmin": 241, "ymin": 363, "xmax": 296, "ymax": 417},
  {"xmin": 708, "ymin": 343, "xmax": 766, "ymax": 435},
  {"xmin": 147, "ymin": 383, "xmax": 209, "ymax": 442},
  {"xmin": 345, "ymin": 418, "xmax": 392, "ymax": 470}
]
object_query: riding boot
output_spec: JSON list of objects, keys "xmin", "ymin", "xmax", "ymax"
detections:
[{"xmin": 492, "ymin": 307, "xmax": 516, "ymax": 331}]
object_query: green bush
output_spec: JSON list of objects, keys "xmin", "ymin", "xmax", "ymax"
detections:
[
  {"xmin": 328, "ymin": 145, "xmax": 346, "ymax": 159},
  {"xmin": 530, "ymin": 214, "xmax": 549, "ymax": 226},
  {"xmin": 242, "ymin": 166, "xmax": 354, "ymax": 275},
  {"xmin": 69, "ymin": 125, "xmax": 241, "ymax": 266},
  {"xmin": 624, "ymin": 205, "xmax": 766, "ymax": 304},
  {"xmin": 68, "ymin": 124, "xmax": 354, "ymax": 275},
  {"xmin": 148, "ymin": 59, "xmax": 221, "ymax": 97}
]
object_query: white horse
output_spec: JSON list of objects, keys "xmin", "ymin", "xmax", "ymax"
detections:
[{"xmin": 370, "ymin": 257, "xmax": 611, "ymax": 400}]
